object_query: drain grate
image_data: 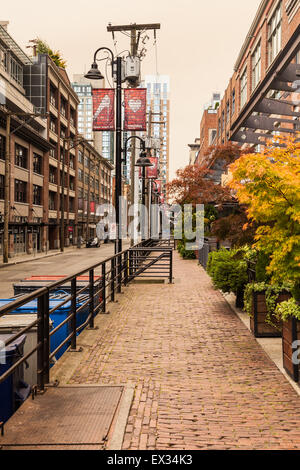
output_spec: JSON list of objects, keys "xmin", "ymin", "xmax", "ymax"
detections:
[{"xmin": 0, "ymin": 385, "xmax": 123, "ymax": 450}]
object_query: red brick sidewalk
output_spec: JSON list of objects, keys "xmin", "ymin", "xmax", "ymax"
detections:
[{"xmin": 63, "ymin": 252, "xmax": 300, "ymax": 450}]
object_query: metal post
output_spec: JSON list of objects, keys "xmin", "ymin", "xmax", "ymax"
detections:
[
  {"xmin": 169, "ymin": 249, "xmax": 173, "ymax": 284},
  {"xmin": 124, "ymin": 251, "xmax": 128, "ymax": 286},
  {"xmin": 117, "ymin": 253, "xmax": 122, "ymax": 294},
  {"xmin": 111, "ymin": 257, "xmax": 115, "ymax": 302},
  {"xmin": 70, "ymin": 277, "xmax": 77, "ymax": 350},
  {"xmin": 89, "ymin": 269, "xmax": 94, "ymax": 327},
  {"xmin": 3, "ymin": 114, "xmax": 10, "ymax": 264},
  {"xmin": 102, "ymin": 263, "xmax": 106, "ymax": 313},
  {"xmin": 115, "ymin": 56, "xmax": 122, "ymax": 255},
  {"xmin": 129, "ymin": 249, "xmax": 132, "ymax": 279},
  {"xmin": 37, "ymin": 295, "xmax": 45, "ymax": 392},
  {"xmin": 60, "ymin": 139, "xmax": 66, "ymax": 252},
  {"xmin": 43, "ymin": 291, "xmax": 50, "ymax": 385}
]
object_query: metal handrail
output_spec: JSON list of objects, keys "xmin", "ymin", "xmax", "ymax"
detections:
[{"xmin": 0, "ymin": 238, "xmax": 173, "ymax": 400}]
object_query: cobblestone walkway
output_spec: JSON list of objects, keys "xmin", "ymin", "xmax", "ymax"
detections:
[{"xmin": 64, "ymin": 252, "xmax": 300, "ymax": 450}]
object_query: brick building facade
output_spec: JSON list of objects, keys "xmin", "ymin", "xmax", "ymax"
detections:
[
  {"xmin": 0, "ymin": 22, "xmax": 113, "ymax": 258},
  {"xmin": 198, "ymin": 0, "xmax": 300, "ymax": 175}
]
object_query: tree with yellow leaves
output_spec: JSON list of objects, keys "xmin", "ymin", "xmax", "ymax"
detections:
[{"xmin": 229, "ymin": 136, "xmax": 300, "ymax": 298}]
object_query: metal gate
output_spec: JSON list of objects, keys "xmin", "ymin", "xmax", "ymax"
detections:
[{"xmin": 128, "ymin": 244, "xmax": 173, "ymax": 283}]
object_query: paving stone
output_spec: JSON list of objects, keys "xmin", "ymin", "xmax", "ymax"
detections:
[{"xmin": 64, "ymin": 252, "xmax": 300, "ymax": 450}]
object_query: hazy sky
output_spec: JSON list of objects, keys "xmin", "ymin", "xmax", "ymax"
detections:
[{"xmin": 2, "ymin": 0, "xmax": 261, "ymax": 179}]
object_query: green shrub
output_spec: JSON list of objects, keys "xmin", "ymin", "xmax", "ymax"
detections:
[
  {"xmin": 275, "ymin": 298, "xmax": 300, "ymax": 322},
  {"xmin": 244, "ymin": 281, "xmax": 293, "ymax": 328},
  {"xmin": 207, "ymin": 249, "xmax": 247, "ymax": 294}
]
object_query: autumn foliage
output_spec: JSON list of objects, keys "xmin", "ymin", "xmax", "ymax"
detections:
[
  {"xmin": 204, "ymin": 142, "xmax": 254, "ymax": 167},
  {"xmin": 166, "ymin": 164, "xmax": 232, "ymax": 206},
  {"xmin": 229, "ymin": 136, "xmax": 300, "ymax": 286}
]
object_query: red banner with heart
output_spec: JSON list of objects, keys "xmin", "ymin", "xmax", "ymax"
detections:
[
  {"xmin": 146, "ymin": 157, "xmax": 159, "ymax": 179},
  {"xmin": 124, "ymin": 88, "xmax": 147, "ymax": 131},
  {"xmin": 92, "ymin": 89, "xmax": 115, "ymax": 131}
]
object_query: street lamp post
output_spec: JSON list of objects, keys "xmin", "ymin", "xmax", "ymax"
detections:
[
  {"xmin": 85, "ymin": 48, "xmax": 123, "ymax": 255},
  {"xmin": 123, "ymin": 136, "xmax": 152, "ymax": 241}
]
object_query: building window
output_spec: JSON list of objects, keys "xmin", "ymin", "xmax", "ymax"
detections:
[
  {"xmin": 69, "ymin": 176, "xmax": 75, "ymax": 191},
  {"xmin": 10, "ymin": 56, "xmax": 23, "ymax": 86},
  {"xmin": 50, "ymin": 116, "xmax": 57, "ymax": 133},
  {"xmin": 268, "ymin": 3, "xmax": 282, "ymax": 65},
  {"xmin": 78, "ymin": 168, "xmax": 83, "ymax": 182},
  {"xmin": 49, "ymin": 166, "xmax": 57, "ymax": 184},
  {"xmin": 49, "ymin": 191, "xmax": 56, "ymax": 210},
  {"xmin": 221, "ymin": 110, "xmax": 225, "ymax": 131},
  {"xmin": 15, "ymin": 144, "xmax": 28, "ymax": 169},
  {"xmin": 15, "ymin": 179, "xmax": 27, "ymax": 203},
  {"xmin": 226, "ymin": 101, "xmax": 230, "ymax": 122},
  {"xmin": 0, "ymin": 135, "xmax": 5, "ymax": 160},
  {"xmin": 60, "ymin": 96, "xmax": 67, "ymax": 117},
  {"xmin": 60, "ymin": 125, "xmax": 67, "ymax": 139},
  {"xmin": 0, "ymin": 45, "xmax": 8, "ymax": 71},
  {"xmin": 69, "ymin": 154, "xmax": 75, "ymax": 169},
  {"xmin": 232, "ymin": 89, "xmax": 236, "ymax": 115},
  {"xmin": 252, "ymin": 42, "xmax": 261, "ymax": 91},
  {"xmin": 0, "ymin": 174, "xmax": 4, "ymax": 199},
  {"xmin": 240, "ymin": 69, "xmax": 248, "ymax": 109},
  {"xmin": 70, "ymin": 108, "xmax": 76, "ymax": 127},
  {"xmin": 33, "ymin": 185, "xmax": 42, "ymax": 205},
  {"xmin": 50, "ymin": 85, "xmax": 57, "ymax": 107},
  {"xmin": 33, "ymin": 153, "xmax": 43, "ymax": 175},
  {"xmin": 78, "ymin": 150, "xmax": 83, "ymax": 163},
  {"xmin": 69, "ymin": 197, "xmax": 75, "ymax": 212},
  {"xmin": 84, "ymin": 156, "xmax": 89, "ymax": 168}
]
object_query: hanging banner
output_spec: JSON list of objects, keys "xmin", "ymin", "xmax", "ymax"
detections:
[
  {"xmin": 146, "ymin": 157, "xmax": 158, "ymax": 179},
  {"xmin": 92, "ymin": 89, "xmax": 115, "ymax": 131},
  {"xmin": 124, "ymin": 88, "xmax": 147, "ymax": 131},
  {"xmin": 155, "ymin": 180, "xmax": 162, "ymax": 194}
]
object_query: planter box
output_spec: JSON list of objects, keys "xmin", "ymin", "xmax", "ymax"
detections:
[
  {"xmin": 250, "ymin": 291, "xmax": 290, "ymax": 338},
  {"xmin": 282, "ymin": 317, "xmax": 300, "ymax": 383}
]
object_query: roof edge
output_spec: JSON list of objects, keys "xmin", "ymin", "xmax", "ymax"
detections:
[{"xmin": 234, "ymin": 0, "xmax": 270, "ymax": 72}]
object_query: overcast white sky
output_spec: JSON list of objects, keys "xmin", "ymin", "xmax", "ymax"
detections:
[{"xmin": 2, "ymin": 0, "xmax": 261, "ymax": 178}]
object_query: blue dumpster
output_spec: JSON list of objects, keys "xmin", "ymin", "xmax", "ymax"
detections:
[
  {"xmin": 0, "ymin": 297, "xmax": 90, "ymax": 361},
  {"xmin": 0, "ymin": 334, "xmax": 30, "ymax": 423}
]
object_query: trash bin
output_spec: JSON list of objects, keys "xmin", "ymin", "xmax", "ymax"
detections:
[
  {"xmin": 0, "ymin": 296, "xmax": 91, "ymax": 361},
  {"xmin": 0, "ymin": 334, "xmax": 30, "ymax": 423},
  {"xmin": 13, "ymin": 276, "xmax": 103, "ymax": 306},
  {"xmin": 0, "ymin": 315, "xmax": 53, "ymax": 387}
]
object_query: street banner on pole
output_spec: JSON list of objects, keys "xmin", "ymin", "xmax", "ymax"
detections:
[
  {"xmin": 146, "ymin": 157, "xmax": 158, "ymax": 179},
  {"xmin": 92, "ymin": 89, "xmax": 115, "ymax": 131},
  {"xmin": 155, "ymin": 180, "xmax": 162, "ymax": 194},
  {"xmin": 124, "ymin": 89, "xmax": 147, "ymax": 131}
]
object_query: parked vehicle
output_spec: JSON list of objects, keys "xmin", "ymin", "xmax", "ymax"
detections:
[{"xmin": 86, "ymin": 237, "xmax": 100, "ymax": 248}]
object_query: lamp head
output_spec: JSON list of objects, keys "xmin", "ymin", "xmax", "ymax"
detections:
[
  {"xmin": 135, "ymin": 153, "xmax": 153, "ymax": 168},
  {"xmin": 84, "ymin": 62, "xmax": 104, "ymax": 80}
]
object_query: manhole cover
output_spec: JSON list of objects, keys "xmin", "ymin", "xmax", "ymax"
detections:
[{"xmin": 0, "ymin": 385, "xmax": 123, "ymax": 450}]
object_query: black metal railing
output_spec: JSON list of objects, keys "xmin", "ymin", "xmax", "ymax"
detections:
[{"xmin": 0, "ymin": 238, "xmax": 173, "ymax": 401}]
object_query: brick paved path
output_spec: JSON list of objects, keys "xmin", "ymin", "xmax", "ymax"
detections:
[{"xmin": 65, "ymin": 252, "xmax": 300, "ymax": 450}]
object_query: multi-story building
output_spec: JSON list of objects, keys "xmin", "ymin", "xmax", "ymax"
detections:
[
  {"xmin": 144, "ymin": 75, "xmax": 170, "ymax": 200},
  {"xmin": 44, "ymin": 55, "xmax": 80, "ymax": 250},
  {"xmin": 198, "ymin": 0, "xmax": 300, "ymax": 178},
  {"xmin": 195, "ymin": 94, "xmax": 220, "ymax": 166},
  {"xmin": 0, "ymin": 21, "xmax": 50, "ymax": 257},
  {"xmin": 77, "ymin": 140, "xmax": 112, "ymax": 241}
]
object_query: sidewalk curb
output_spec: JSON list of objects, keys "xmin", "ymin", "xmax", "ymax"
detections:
[
  {"xmin": 0, "ymin": 248, "xmax": 78, "ymax": 269},
  {"xmin": 108, "ymin": 385, "xmax": 135, "ymax": 450},
  {"xmin": 222, "ymin": 291, "xmax": 300, "ymax": 397}
]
